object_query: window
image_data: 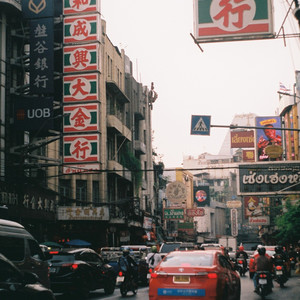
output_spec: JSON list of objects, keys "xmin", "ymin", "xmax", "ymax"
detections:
[
  {"xmin": 92, "ymin": 181, "xmax": 100, "ymax": 203},
  {"xmin": 59, "ymin": 179, "xmax": 71, "ymax": 198},
  {"xmin": 0, "ymin": 236, "xmax": 25, "ymax": 261},
  {"xmin": 76, "ymin": 180, "xmax": 87, "ymax": 203},
  {"xmin": 28, "ymin": 239, "xmax": 44, "ymax": 260}
]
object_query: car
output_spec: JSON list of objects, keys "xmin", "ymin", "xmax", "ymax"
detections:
[
  {"xmin": 149, "ymin": 250, "xmax": 241, "ymax": 300},
  {"xmin": 248, "ymin": 245, "xmax": 276, "ymax": 279},
  {"xmin": 0, "ymin": 253, "xmax": 55, "ymax": 300},
  {"xmin": 0, "ymin": 219, "xmax": 51, "ymax": 288},
  {"xmin": 47, "ymin": 247, "xmax": 116, "ymax": 298},
  {"xmin": 158, "ymin": 242, "xmax": 195, "ymax": 259}
]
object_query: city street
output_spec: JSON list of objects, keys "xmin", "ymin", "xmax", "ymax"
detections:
[{"xmin": 55, "ymin": 272, "xmax": 300, "ymax": 300}]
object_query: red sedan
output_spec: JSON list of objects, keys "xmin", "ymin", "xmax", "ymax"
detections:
[{"xmin": 149, "ymin": 250, "xmax": 240, "ymax": 300}]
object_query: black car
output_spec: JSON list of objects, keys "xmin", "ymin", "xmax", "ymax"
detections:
[
  {"xmin": 48, "ymin": 248, "xmax": 116, "ymax": 299},
  {"xmin": 0, "ymin": 253, "xmax": 55, "ymax": 300}
]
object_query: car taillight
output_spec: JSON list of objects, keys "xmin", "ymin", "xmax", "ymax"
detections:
[
  {"xmin": 276, "ymin": 266, "xmax": 282, "ymax": 271},
  {"xmin": 49, "ymin": 251, "xmax": 59, "ymax": 255},
  {"xmin": 71, "ymin": 264, "xmax": 78, "ymax": 270},
  {"xmin": 149, "ymin": 268, "xmax": 153, "ymax": 273},
  {"xmin": 207, "ymin": 273, "xmax": 217, "ymax": 279},
  {"xmin": 238, "ymin": 260, "xmax": 243, "ymax": 264},
  {"xmin": 61, "ymin": 263, "xmax": 78, "ymax": 270},
  {"xmin": 118, "ymin": 271, "xmax": 123, "ymax": 276},
  {"xmin": 151, "ymin": 273, "xmax": 158, "ymax": 278}
]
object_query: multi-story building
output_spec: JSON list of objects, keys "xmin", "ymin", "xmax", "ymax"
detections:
[{"xmin": 0, "ymin": 0, "xmax": 159, "ymax": 248}]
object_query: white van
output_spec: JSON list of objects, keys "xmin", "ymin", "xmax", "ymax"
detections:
[{"xmin": 0, "ymin": 219, "xmax": 51, "ymax": 288}]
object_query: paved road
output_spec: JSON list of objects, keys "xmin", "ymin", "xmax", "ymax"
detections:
[{"xmin": 56, "ymin": 271, "xmax": 300, "ymax": 300}]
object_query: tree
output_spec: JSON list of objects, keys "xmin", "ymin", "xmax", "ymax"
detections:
[{"xmin": 275, "ymin": 200, "xmax": 300, "ymax": 245}]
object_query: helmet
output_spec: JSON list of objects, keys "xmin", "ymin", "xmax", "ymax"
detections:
[
  {"xmin": 275, "ymin": 246, "xmax": 283, "ymax": 254},
  {"xmin": 239, "ymin": 246, "xmax": 244, "ymax": 251},
  {"xmin": 151, "ymin": 245, "xmax": 158, "ymax": 253},
  {"xmin": 258, "ymin": 247, "xmax": 266, "ymax": 255},
  {"xmin": 122, "ymin": 247, "xmax": 130, "ymax": 256}
]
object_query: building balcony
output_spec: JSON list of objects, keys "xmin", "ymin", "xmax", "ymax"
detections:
[
  {"xmin": 134, "ymin": 140, "xmax": 146, "ymax": 155},
  {"xmin": 106, "ymin": 80, "xmax": 130, "ymax": 104},
  {"xmin": 107, "ymin": 115, "xmax": 132, "ymax": 141},
  {"xmin": 108, "ymin": 160, "xmax": 132, "ymax": 182}
]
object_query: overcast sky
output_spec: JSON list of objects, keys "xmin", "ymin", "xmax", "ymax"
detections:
[{"xmin": 101, "ymin": 0, "xmax": 300, "ymax": 168}]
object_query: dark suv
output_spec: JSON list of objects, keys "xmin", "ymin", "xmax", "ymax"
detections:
[{"xmin": 48, "ymin": 248, "xmax": 116, "ymax": 298}]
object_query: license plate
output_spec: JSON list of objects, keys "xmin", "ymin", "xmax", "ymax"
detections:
[
  {"xmin": 173, "ymin": 275, "xmax": 190, "ymax": 283},
  {"xmin": 158, "ymin": 288, "xmax": 205, "ymax": 296},
  {"xmin": 147, "ymin": 274, "xmax": 151, "ymax": 279},
  {"xmin": 49, "ymin": 267, "xmax": 56, "ymax": 273},
  {"xmin": 117, "ymin": 276, "xmax": 124, "ymax": 283},
  {"xmin": 259, "ymin": 279, "xmax": 267, "ymax": 284},
  {"xmin": 276, "ymin": 271, "xmax": 283, "ymax": 275}
]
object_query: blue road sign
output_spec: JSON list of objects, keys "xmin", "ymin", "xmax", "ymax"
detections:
[{"xmin": 191, "ymin": 115, "xmax": 211, "ymax": 135}]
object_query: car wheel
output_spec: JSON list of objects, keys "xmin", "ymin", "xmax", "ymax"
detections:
[{"xmin": 104, "ymin": 279, "xmax": 116, "ymax": 295}]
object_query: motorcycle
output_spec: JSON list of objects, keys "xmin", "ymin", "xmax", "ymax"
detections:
[
  {"xmin": 116, "ymin": 270, "xmax": 138, "ymax": 297},
  {"xmin": 290, "ymin": 256, "xmax": 297, "ymax": 270},
  {"xmin": 256, "ymin": 271, "xmax": 272, "ymax": 300},
  {"xmin": 234, "ymin": 258, "xmax": 247, "ymax": 277},
  {"xmin": 273, "ymin": 264, "xmax": 288, "ymax": 288}
]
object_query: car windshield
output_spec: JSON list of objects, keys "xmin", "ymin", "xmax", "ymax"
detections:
[
  {"xmin": 49, "ymin": 253, "xmax": 74, "ymax": 263},
  {"xmin": 160, "ymin": 252, "xmax": 213, "ymax": 267},
  {"xmin": 160, "ymin": 243, "xmax": 182, "ymax": 253}
]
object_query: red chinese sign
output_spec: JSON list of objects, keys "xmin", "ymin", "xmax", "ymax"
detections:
[{"xmin": 186, "ymin": 208, "xmax": 205, "ymax": 217}]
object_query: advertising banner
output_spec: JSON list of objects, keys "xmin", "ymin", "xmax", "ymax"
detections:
[
  {"xmin": 64, "ymin": 14, "xmax": 101, "ymax": 44},
  {"xmin": 166, "ymin": 181, "xmax": 187, "ymax": 205},
  {"xmin": 249, "ymin": 216, "xmax": 270, "ymax": 226},
  {"xmin": 186, "ymin": 208, "xmax": 205, "ymax": 217},
  {"xmin": 63, "ymin": 134, "xmax": 100, "ymax": 163},
  {"xmin": 194, "ymin": 185, "xmax": 210, "ymax": 207},
  {"xmin": 63, "ymin": 0, "xmax": 101, "ymax": 15},
  {"xmin": 193, "ymin": 0, "xmax": 274, "ymax": 43},
  {"xmin": 256, "ymin": 116, "xmax": 282, "ymax": 161},
  {"xmin": 63, "ymin": 43, "xmax": 99, "ymax": 73},
  {"xmin": 230, "ymin": 130, "xmax": 254, "ymax": 148},
  {"xmin": 63, "ymin": 73, "xmax": 99, "ymax": 103},
  {"xmin": 22, "ymin": 0, "xmax": 54, "ymax": 18},
  {"xmin": 14, "ymin": 96, "xmax": 53, "ymax": 133},
  {"xmin": 239, "ymin": 162, "xmax": 300, "ymax": 195},
  {"xmin": 30, "ymin": 18, "xmax": 54, "ymax": 94},
  {"xmin": 231, "ymin": 208, "xmax": 238, "ymax": 237},
  {"xmin": 63, "ymin": 103, "xmax": 99, "ymax": 133},
  {"xmin": 57, "ymin": 206, "xmax": 109, "ymax": 221},
  {"xmin": 244, "ymin": 196, "xmax": 259, "ymax": 218}
]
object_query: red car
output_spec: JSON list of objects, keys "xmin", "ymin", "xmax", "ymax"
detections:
[{"xmin": 149, "ymin": 250, "xmax": 241, "ymax": 300}]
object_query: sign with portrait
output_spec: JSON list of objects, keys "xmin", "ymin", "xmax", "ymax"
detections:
[{"xmin": 194, "ymin": 186, "xmax": 210, "ymax": 207}]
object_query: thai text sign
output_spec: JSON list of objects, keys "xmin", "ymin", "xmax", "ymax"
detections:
[
  {"xmin": 249, "ymin": 216, "xmax": 270, "ymax": 226},
  {"xmin": 30, "ymin": 18, "xmax": 54, "ymax": 94},
  {"xmin": 57, "ymin": 206, "xmax": 109, "ymax": 221},
  {"xmin": 239, "ymin": 162, "xmax": 300, "ymax": 195},
  {"xmin": 63, "ymin": 134, "xmax": 100, "ymax": 163},
  {"xmin": 231, "ymin": 208, "xmax": 238, "ymax": 237},
  {"xmin": 63, "ymin": 73, "xmax": 99, "ymax": 103},
  {"xmin": 163, "ymin": 208, "xmax": 184, "ymax": 220},
  {"xmin": 63, "ymin": 103, "xmax": 99, "ymax": 133},
  {"xmin": 231, "ymin": 130, "xmax": 254, "ymax": 148},
  {"xmin": 186, "ymin": 208, "xmax": 205, "ymax": 217},
  {"xmin": 63, "ymin": 43, "xmax": 99, "ymax": 73},
  {"xmin": 63, "ymin": 0, "xmax": 101, "ymax": 15},
  {"xmin": 64, "ymin": 14, "xmax": 101, "ymax": 44},
  {"xmin": 193, "ymin": 0, "xmax": 274, "ymax": 43}
]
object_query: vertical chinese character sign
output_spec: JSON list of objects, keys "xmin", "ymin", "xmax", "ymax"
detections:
[
  {"xmin": 193, "ymin": 0, "xmax": 274, "ymax": 43},
  {"xmin": 62, "ymin": 0, "xmax": 101, "ymax": 174}
]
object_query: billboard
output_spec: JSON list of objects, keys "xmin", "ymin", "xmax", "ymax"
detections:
[
  {"xmin": 194, "ymin": 185, "xmax": 210, "ymax": 207},
  {"xmin": 63, "ymin": 0, "xmax": 101, "ymax": 15},
  {"xmin": 163, "ymin": 208, "xmax": 185, "ymax": 220},
  {"xmin": 256, "ymin": 116, "xmax": 282, "ymax": 161},
  {"xmin": 22, "ymin": 0, "xmax": 54, "ymax": 18},
  {"xmin": 243, "ymin": 150, "xmax": 255, "ymax": 162},
  {"xmin": 239, "ymin": 162, "xmax": 300, "ymax": 195},
  {"xmin": 193, "ymin": 0, "xmax": 274, "ymax": 43},
  {"xmin": 230, "ymin": 130, "xmax": 254, "ymax": 148}
]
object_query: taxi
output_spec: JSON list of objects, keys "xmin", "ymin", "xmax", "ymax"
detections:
[{"xmin": 149, "ymin": 250, "xmax": 240, "ymax": 300}]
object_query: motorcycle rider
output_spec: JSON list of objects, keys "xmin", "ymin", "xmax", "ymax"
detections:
[
  {"xmin": 272, "ymin": 245, "xmax": 288, "ymax": 281},
  {"xmin": 146, "ymin": 245, "xmax": 162, "ymax": 269},
  {"xmin": 235, "ymin": 245, "xmax": 248, "ymax": 271},
  {"xmin": 119, "ymin": 247, "xmax": 138, "ymax": 287},
  {"xmin": 253, "ymin": 246, "xmax": 273, "ymax": 293}
]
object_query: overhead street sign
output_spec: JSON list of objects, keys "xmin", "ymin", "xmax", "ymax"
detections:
[{"xmin": 191, "ymin": 115, "xmax": 211, "ymax": 136}]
